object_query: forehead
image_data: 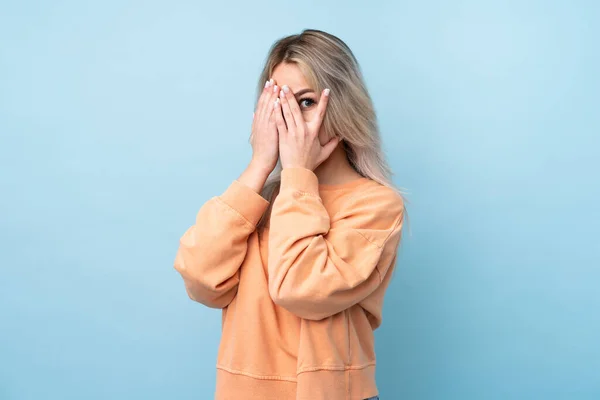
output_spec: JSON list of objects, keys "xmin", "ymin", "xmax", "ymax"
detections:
[{"xmin": 271, "ymin": 62, "xmax": 310, "ymax": 90}]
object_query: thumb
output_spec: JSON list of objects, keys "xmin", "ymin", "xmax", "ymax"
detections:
[{"xmin": 318, "ymin": 136, "xmax": 340, "ymax": 164}]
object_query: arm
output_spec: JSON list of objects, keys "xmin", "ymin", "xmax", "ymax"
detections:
[
  {"xmin": 174, "ymin": 164, "xmax": 270, "ymax": 309},
  {"xmin": 267, "ymin": 168, "xmax": 404, "ymax": 320},
  {"xmin": 175, "ymin": 76, "xmax": 281, "ymax": 308}
]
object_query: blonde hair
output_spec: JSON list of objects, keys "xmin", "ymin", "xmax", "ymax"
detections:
[{"xmin": 256, "ymin": 29, "xmax": 404, "ymax": 228}]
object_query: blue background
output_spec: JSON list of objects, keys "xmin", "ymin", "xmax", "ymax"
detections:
[{"xmin": 1, "ymin": 1, "xmax": 599, "ymax": 399}]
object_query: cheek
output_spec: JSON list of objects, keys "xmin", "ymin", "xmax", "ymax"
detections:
[{"xmin": 302, "ymin": 108, "xmax": 319, "ymax": 123}]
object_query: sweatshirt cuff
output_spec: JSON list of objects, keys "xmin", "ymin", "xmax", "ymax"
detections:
[
  {"xmin": 219, "ymin": 180, "xmax": 270, "ymax": 227},
  {"xmin": 280, "ymin": 168, "xmax": 319, "ymax": 195}
]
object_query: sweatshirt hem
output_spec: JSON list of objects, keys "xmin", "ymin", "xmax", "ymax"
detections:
[
  {"xmin": 297, "ymin": 361, "xmax": 376, "ymax": 374},
  {"xmin": 216, "ymin": 362, "xmax": 376, "ymax": 379},
  {"xmin": 215, "ymin": 363, "xmax": 378, "ymax": 400},
  {"xmin": 216, "ymin": 365, "xmax": 297, "ymax": 382}
]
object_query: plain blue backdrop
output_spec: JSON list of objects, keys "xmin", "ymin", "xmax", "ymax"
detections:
[{"xmin": 1, "ymin": 1, "xmax": 599, "ymax": 399}]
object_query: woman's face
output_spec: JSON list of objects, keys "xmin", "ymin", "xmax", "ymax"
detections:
[{"xmin": 271, "ymin": 62, "xmax": 327, "ymax": 144}]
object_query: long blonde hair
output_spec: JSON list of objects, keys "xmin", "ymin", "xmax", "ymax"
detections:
[{"xmin": 256, "ymin": 29, "xmax": 403, "ymax": 228}]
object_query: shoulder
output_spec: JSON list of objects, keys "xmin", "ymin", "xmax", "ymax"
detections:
[
  {"xmin": 337, "ymin": 179, "xmax": 405, "ymax": 226},
  {"xmin": 350, "ymin": 179, "xmax": 404, "ymax": 213}
]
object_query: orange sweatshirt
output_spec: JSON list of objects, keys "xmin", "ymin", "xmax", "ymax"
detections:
[{"xmin": 174, "ymin": 167, "xmax": 404, "ymax": 400}]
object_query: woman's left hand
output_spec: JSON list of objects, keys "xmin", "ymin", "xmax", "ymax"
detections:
[{"xmin": 274, "ymin": 86, "xmax": 340, "ymax": 171}]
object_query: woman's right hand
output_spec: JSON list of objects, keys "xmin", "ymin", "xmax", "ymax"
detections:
[
  {"xmin": 238, "ymin": 79, "xmax": 280, "ymax": 194},
  {"xmin": 250, "ymin": 79, "xmax": 280, "ymax": 173}
]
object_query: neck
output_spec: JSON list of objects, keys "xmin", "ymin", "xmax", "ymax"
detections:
[{"xmin": 313, "ymin": 143, "xmax": 362, "ymax": 185}]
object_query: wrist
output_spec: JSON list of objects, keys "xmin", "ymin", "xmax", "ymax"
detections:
[
  {"xmin": 249, "ymin": 158, "xmax": 275, "ymax": 177},
  {"xmin": 281, "ymin": 160, "xmax": 311, "ymax": 171},
  {"xmin": 238, "ymin": 160, "xmax": 272, "ymax": 194}
]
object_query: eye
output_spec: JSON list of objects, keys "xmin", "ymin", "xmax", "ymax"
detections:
[{"xmin": 299, "ymin": 98, "xmax": 316, "ymax": 109}]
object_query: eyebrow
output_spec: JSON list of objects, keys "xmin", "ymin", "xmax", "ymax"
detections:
[{"xmin": 293, "ymin": 88, "xmax": 315, "ymax": 97}]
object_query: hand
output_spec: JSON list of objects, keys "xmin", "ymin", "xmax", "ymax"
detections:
[
  {"xmin": 250, "ymin": 79, "xmax": 281, "ymax": 173},
  {"xmin": 274, "ymin": 86, "xmax": 340, "ymax": 171}
]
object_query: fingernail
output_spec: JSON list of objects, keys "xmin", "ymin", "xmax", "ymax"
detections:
[
  {"xmin": 274, "ymin": 98, "xmax": 280, "ymax": 108},
  {"xmin": 282, "ymin": 85, "xmax": 290, "ymax": 93},
  {"xmin": 269, "ymin": 78, "xmax": 274, "ymax": 84},
  {"xmin": 265, "ymin": 80, "xmax": 270, "ymax": 88},
  {"xmin": 279, "ymin": 90, "xmax": 285, "ymax": 98},
  {"xmin": 324, "ymin": 88, "xmax": 330, "ymax": 96},
  {"xmin": 273, "ymin": 85, "xmax": 278, "ymax": 93}
]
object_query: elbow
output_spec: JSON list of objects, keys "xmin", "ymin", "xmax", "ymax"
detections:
[
  {"xmin": 174, "ymin": 256, "xmax": 237, "ymax": 309},
  {"xmin": 182, "ymin": 276, "xmax": 236, "ymax": 309}
]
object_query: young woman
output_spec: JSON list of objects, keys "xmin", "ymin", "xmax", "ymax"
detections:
[{"xmin": 174, "ymin": 29, "xmax": 405, "ymax": 400}]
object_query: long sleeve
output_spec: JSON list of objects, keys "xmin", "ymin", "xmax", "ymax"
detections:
[
  {"xmin": 267, "ymin": 168, "xmax": 404, "ymax": 321},
  {"xmin": 174, "ymin": 180, "xmax": 269, "ymax": 308}
]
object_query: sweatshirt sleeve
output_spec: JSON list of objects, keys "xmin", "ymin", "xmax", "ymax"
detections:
[
  {"xmin": 174, "ymin": 180, "xmax": 269, "ymax": 309},
  {"xmin": 267, "ymin": 168, "xmax": 404, "ymax": 321}
]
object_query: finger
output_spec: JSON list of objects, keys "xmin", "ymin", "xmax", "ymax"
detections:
[
  {"xmin": 273, "ymin": 98, "xmax": 287, "ymax": 135},
  {"xmin": 315, "ymin": 88, "xmax": 331, "ymax": 127},
  {"xmin": 280, "ymin": 85, "xmax": 302, "ymax": 129},
  {"xmin": 279, "ymin": 88, "xmax": 297, "ymax": 134},
  {"xmin": 256, "ymin": 79, "xmax": 273, "ymax": 117},
  {"xmin": 318, "ymin": 136, "xmax": 340, "ymax": 164},
  {"xmin": 268, "ymin": 102, "xmax": 278, "ymax": 131},
  {"xmin": 261, "ymin": 83, "xmax": 280, "ymax": 121}
]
